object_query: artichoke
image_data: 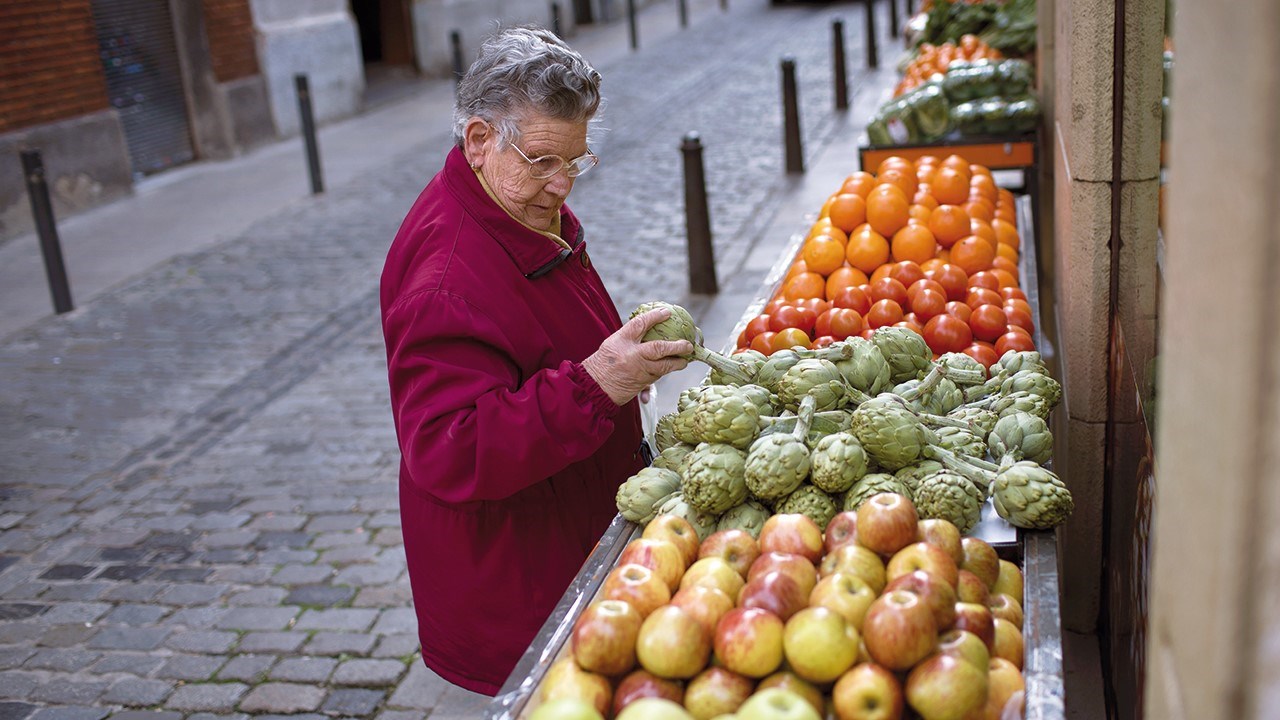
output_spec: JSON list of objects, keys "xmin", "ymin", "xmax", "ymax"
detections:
[
  {"xmin": 870, "ymin": 327, "xmax": 933, "ymax": 383},
  {"xmin": 717, "ymin": 499, "xmax": 772, "ymax": 538},
  {"xmin": 776, "ymin": 358, "xmax": 850, "ymax": 412},
  {"xmin": 987, "ymin": 412, "xmax": 1053, "ymax": 466},
  {"xmin": 914, "ymin": 471, "xmax": 985, "ymax": 534},
  {"xmin": 745, "ymin": 396, "xmax": 817, "ymax": 502},
  {"xmin": 934, "ymin": 425, "xmax": 988, "ymax": 459},
  {"xmin": 894, "ymin": 460, "xmax": 944, "ymax": 499},
  {"xmin": 1000, "ymin": 370, "xmax": 1063, "ymax": 409},
  {"xmin": 792, "ymin": 340, "xmax": 859, "ymax": 363},
  {"xmin": 850, "ymin": 403, "xmax": 931, "ymax": 470},
  {"xmin": 680, "ymin": 443, "xmax": 749, "ymax": 515},
  {"xmin": 948, "ymin": 406, "xmax": 1000, "ymax": 437},
  {"xmin": 995, "ymin": 350, "xmax": 1048, "ymax": 377},
  {"xmin": 833, "ymin": 338, "xmax": 893, "ymax": 395},
  {"xmin": 841, "ymin": 472, "xmax": 911, "ymax": 512},
  {"xmin": 776, "ymin": 484, "xmax": 839, "ymax": 530},
  {"xmin": 652, "ymin": 443, "xmax": 694, "ymax": 472},
  {"xmin": 616, "ymin": 467, "xmax": 683, "ymax": 524},
  {"xmin": 632, "ymin": 301, "xmax": 752, "ymax": 384},
  {"xmin": 992, "ymin": 461, "xmax": 1074, "ymax": 529},
  {"xmin": 711, "ymin": 349, "xmax": 767, "ymax": 385},
  {"xmin": 754, "ymin": 349, "xmax": 804, "ymax": 394},
  {"xmin": 672, "ymin": 392, "xmax": 762, "ymax": 449},
  {"xmin": 653, "ymin": 413, "xmax": 679, "ymax": 453},
  {"xmin": 936, "ymin": 353, "xmax": 989, "ymax": 385},
  {"xmin": 654, "ymin": 492, "xmax": 720, "ymax": 540},
  {"xmin": 987, "ymin": 390, "xmax": 1053, "ymax": 420},
  {"xmin": 677, "ymin": 385, "xmax": 741, "ymax": 412},
  {"xmin": 809, "ymin": 432, "xmax": 869, "ymax": 494},
  {"xmin": 734, "ymin": 384, "xmax": 779, "ymax": 416}
]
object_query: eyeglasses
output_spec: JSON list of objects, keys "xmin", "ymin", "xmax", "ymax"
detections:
[{"xmin": 499, "ymin": 129, "xmax": 599, "ymax": 179}]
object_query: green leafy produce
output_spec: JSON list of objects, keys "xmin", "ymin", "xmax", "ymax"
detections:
[
  {"xmin": 616, "ymin": 467, "xmax": 683, "ymax": 525},
  {"xmin": 654, "ymin": 492, "xmax": 720, "ymax": 541},
  {"xmin": 776, "ymin": 484, "xmax": 839, "ymax": 531},
  {"xmin": 810, "ymin": 432, "xmax": 870, "ymax": 494},
  {"xmin": 652, "ymin": 444, "xmax": 694, "ymax": 472},
  {"xmin": 745, "ymin": 396, "xmax": 816, "ymax": 502},
  {"xmin": 717, "ymin": 500, "xmax": 772, "ymax": 538},
  {"xmin": 842, "ymin": 473, "xmax": 911, "ymax": 512},
  {"xmin": 681, "ymin": 442, "xmax": 749, "ymax": 515},
  {"xmin": 915, "ymin": 470, "xmax": 985, "ymax": 534},
  {"xmin": 632, "ymin": 301, "xmax": 752, "ymax": 384},
  {"xmin": 992, "ymin": 461, "xmax": 1074, "ymax": 529}
]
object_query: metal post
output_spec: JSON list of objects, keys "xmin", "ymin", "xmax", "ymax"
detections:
[
  {"xmin": 293, "ymin": 74, "xmax": 324, "ymax": 195},
  {"xmin": 833, "ymin": 19, "xmax": 849, "ymax": 111},
  {"xmin": 678, "ymin": 0, "xmax": 688, "ymax": 28},
  {"xmin": 719, "ymin": 0, "xmax": 727, "ymax": 11},
  {"xmin": 626, "ymin": 0, "xmax": 638, "ymax": 50},
  {"xmin": 551, "ymin": 2, "xmax": 562, "ymax": 37},
  {"xmin": 889, "ymin": 0, "xmax": 899, "ymax": 39},
  {"xmin": 681, "ymin": 133, "xmax": 717, "ymax": 295},
  {"xmin": 780, "ymin": 57, "xmax": 804, "ymax": 174},
  {"xmin": 20, "ymin": 150, "xmax": 74, "ymax": 314},
  {"xmin": 864, "ymin": 0, "xmax": 879, "ymax": 70},
  {"xmin": 450, "ymin": 30, "xmax": 465, "ymax": 85}
]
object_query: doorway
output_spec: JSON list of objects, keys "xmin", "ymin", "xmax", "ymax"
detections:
[{"xmin": 349, "ymin": 0, "xmax": 420, "ymax": 107}]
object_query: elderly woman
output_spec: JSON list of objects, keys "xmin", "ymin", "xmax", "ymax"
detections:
[{"xmin": 379, "ymin": 27, "xmax": 691, "ymax": 695}]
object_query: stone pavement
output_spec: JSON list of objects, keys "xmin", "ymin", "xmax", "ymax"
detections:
[{"xmin": 0, "ymin": 1, "xmax": 902, "ymax": 718}]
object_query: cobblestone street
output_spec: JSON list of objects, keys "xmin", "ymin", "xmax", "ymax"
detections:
[{"xmin": 0, "ymin": 2, "xmax": 898, "ymax": 718}]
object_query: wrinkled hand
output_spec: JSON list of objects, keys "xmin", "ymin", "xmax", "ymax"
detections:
[{"xmin": 582, "ymin": 308, "xmax": 693, "ymax": 406}]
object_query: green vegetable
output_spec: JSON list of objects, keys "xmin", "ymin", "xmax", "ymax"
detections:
[
  {"xmin": 992, "ymin": 460, "xmax": 1074, "ymax": 529},
  {"xmin": 632, "ymin": 301, "xmax": 752, "ymax": 384},
  {"xmin": 904, "ymin": 84, "xmax": 953, "ymax": 140},
  {"xmin": 776, "ymin": 484, "xmax": 839, "ymax": 531},
  {"xmin": 810, "ymin": 432, "xmax": 869, "ymax": 494},
  {"xmin": 616, "ymin": 467, "xmax": 683, "ymax": 525},
  {"xmin": 915, "ymin": 470, "xmax": 985, "ymax": 534},
  {"xmin": 717, "ymin": 500, "xmax": 772, "ymax": 538},
  {"xmin": 842, "ymin": 473, "xmax": 911, "ymax": 512},
  {"xmin": 744, "ymin": 396, "xmax": 817, "ymax": 502},
  {"xmin": 681, "ymin": 442, "xmax": 749, "ymax": 515}
]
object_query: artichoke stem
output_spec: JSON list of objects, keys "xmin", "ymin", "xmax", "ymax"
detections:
[
  {"xmin": 794, "ymin": 343, "xmax": 856, "ymax": 363},
  {"xmin": 691, "ymin": 346, "xmax": 754, "ymax": 384},
  {"xmin": 792, "ymin": 395, "xmax": 817, "ymax": 441},
  {"xmin": 925, "ymin": 445, "xmax": 996, "ymax": 493}
]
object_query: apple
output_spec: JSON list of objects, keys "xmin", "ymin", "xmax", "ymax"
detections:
[
  {"xmin": 973, "ymin": 658, "xmax": 1025, "ymax": 720},
  {"xmin": 615, "ymin": 697, "xmax": 696, "ymax": 720},
  {"xmin": 636, "ymin": 605, "xmax": 711, "ymax": 679},
  {"xmin": 857, "ymin": 635, "xmax": 873, "ymax": 664},
  {"xmin": 819, "ymin": 544, "xmax": 887, "ymax": 594},
  {"xmin": 884, "ymin": 569, "xmax": 957, "ymax": 631},
  {"xmin": 916, "ymin": 518, "xmax": 963, "ymax": 565},
  {"xmin": 905, "ymin": 653, "xmax": 987, "ymax": 720},
  {"xmin": 740, "ymin": 570, "xmax": 808, "ymax": 621},
  {"xmin": 644, "ymin": 514, "xmax": 701, "ymax": 568},
  {"xmin": 619, "ymin": 538, "xmax": 687, "ymax": 593},
  {"xmin": 953, "ymin": 602, "xmax": 996, "ymax": 652},
  {"xmin": 992, "ymin": 618, "xmax": 1024, "ymax": 669},
  {"xmin": 959, "ymin": 537, "xmax": 999, "ymax": 590},
  {"xmin": 831, "ymin": 663, "xmax": 904, "ymax": 720},
  {"xmin": 603, "ymin": 563, "xmax": 671, "ymax": 618},
  {"xmin": 736, "ymin": 688, "xmax": 822, "ymax": 720},
  {"xmin": 824, "ymin": 511, "xmax": 860, "ymax": 554},
  {"xmin": 748, "ymin": 552, "xmax": 819, "ymax": 597},
  {"xmin": 861, "ymin": 590, "xmax": 937, "ymax": 671},
  {"xmin": 758, "ymin": 513, "xmax": 824, "ymax": 563},
  {"xmin": 539, "ymin": 657, "xmax": 612, "ymax": 717},
  {"xmin": 988, "ymin": 593, "xmax": 1024, "ymax": 628},
  {"xmin": 955, "ymin": 570, "xmax": 991, "ymax": 606},
  {"xmin": 713, "ymin": 607, "xmax": 785, "ymax": 678},
  {"xmin": 670, "ymin": 584, "xmax": 734, "ymax": 638},
  {"xmin": 572, "ymin": 599, "xmax": 642, "ymax": 676},
  {"xmin": 698, "ymin": 528, "xmax": 761, "ymax": 579},
  {"xmin": 856, "ymin": 493, "xmax": 919, "ymax": 556},
  {"xmin": 809, "ymin": 572, "xmax": 877, "ymax": 630},
  {"xmin": 681, "ymin": 556, "xmax": 746, "ymax": 599},
  {"xmin": 529, "ymin": 697, "xmax": 606, "ymax": 720},
  {"xmin": 783, "ymin": 606, "xmax": 860, "ymax": 684},
  {"xmin": 886, "ymin": 542, "xmax": 959, "ymax": 589},
  {"xmin": 613, "ymin": 669, "xmax": 685, "ymax": 716},
  {"xmin": 757, "ymin": 671, "xmax": 824, "ymax": 717},
  {"xmin": 682, "ymin": 666, "xmax": 755, "ymax": 719},
  {"xmin": 992, "ymin": 560, "xmax": 1024, "ymax": 605},
  {"xmin": 937, "ymin": 628, "xmax": 990, "ymax": 671}
]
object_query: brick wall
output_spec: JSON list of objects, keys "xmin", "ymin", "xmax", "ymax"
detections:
[
  {"xmin": 202, "ymin": 0, "xmax": 258, "ymax": 83},
  {"xmin": 0, "ymin": 0, "xmax": 109, "ymax": 133}
]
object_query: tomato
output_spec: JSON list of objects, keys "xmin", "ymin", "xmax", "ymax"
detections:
[
  {"xmin": 737, "ymin": 328, "xmax": 750, "ymax": 348},
  {"xmin": 933, "ymin": 263, "xmax": 970, "ymax": 301},
  {"xmin": 815, "ymin": 308, "xmax": 865, "ymax": 340},
  {"xmin": 962, "ymin": 343, "xmax": 1001, "ymax": 369},
  {"xmin": 923, "ymin": 314, "xmax": 973, "ymax": 355},
  {"xmin": 750, "ymin": 331, "xmax": 778, "ymax": 355},
  {"xmin": 995, "ymin": 331, "xmax": 1036, "ymax": 356},
  {"xmin": 888, "ymin": 261, "xmax": 926, "ymax": 289},
  {"xmin": 966, "ymin": 287, "xmax": 1003, "ymax": 309},
  {"xmin": 866, "ymin": 299, "xmax": 905, "ymax": 328},
  {"xmin": 967, "ymin": 271, "xmax": 1000, "ymax": 291},
  {"xmin": 1001, "ymin": 286, "xmax": 1028, "ymax": 302},
  {"xmin": 795, "ymin": 297, "xmax": 832, "ymax": 318},
  {"xmin": 869, "ymin": 277, "xmax": 910, "ymax": 307},
  {"xmin": 764, "ymin": 297, "xmax": 788, "ymax": 315},
  {"xmin": 896, "ymin": 319, "xmax": 925, "ymax": 336},
  {"xmin": 1004, "ymin": 305, "xmax": 1036, "ymax": 334},
  {"xmin": 811, "ymin": 335, "xmax": 838, "ymax": 349},
  {"xmin": 1006, "ymin": 324, "xmax": 1032, "ymax": 337},
  {"xmin": 832, "ymin": 285, "xmax": 872, "ymax": 315},
  {"xmin": 860, "ymin": 328, "xmax": 877, "ymax": 341},
  {"xmin": 772, "ymin": 327, "xmax": 812, "ymax": 353},
  {"xmin": 907, "ymin": 278, "xmax": 947, "ymax": 306},
  {"xmin": 769, "ymin": 305, "xmax": 817, "ymax": 336},
  {"xmin": 944, "ymin": 300, "xmax": 973, "ymax": 324},
  {"xmin": 1004, "ymin": 298, "xmax": 1033, "ymax": 317},
  {"xmin": 745, "ymin": 314, "xmax": 772, "ymax": 342},
  {"xmin": 969, "ymin": 303, "xmax": 1008, "ymax": 342},
  {"xmin": 911, "ymin": 288, "xmax": 948, "ymax": 322}
]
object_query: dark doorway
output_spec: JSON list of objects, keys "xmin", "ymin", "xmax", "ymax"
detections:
[
  {"xmin": 350, "ymin": 0, "xmax": 420, "ymax": 106},
  {"xmin": 573, "ymin": 0, "xmax": 594, "ymax": 25}
]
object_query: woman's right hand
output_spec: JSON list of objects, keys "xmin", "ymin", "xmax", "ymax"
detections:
[{"xmin": 582, "ymin": 307, "xmax": 693, "ymax": 406}]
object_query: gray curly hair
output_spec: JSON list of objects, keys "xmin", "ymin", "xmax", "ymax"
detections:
[{"xmin": 452, "ymin": 26, "xmax": 603, "ymax": 146}]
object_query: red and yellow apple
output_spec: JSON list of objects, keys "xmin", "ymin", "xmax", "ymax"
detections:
[
  {"xmin": 680, "ymin": 556, "xmax": 746, "ymax": 600},
  {"xmin": 916, "ymin": 518, "xmax": 963, "ymax": 565},
  {"xmin": 636, "ymin": 605, "xmax": 711, "ymax": 680},
  {"xmin": 992, "ymin": 560, "xmax": 1024, "ymax": 605},
  {"xmin": 748, "ymin": 552, "xmax": 818, "ymax": 597},
  {"xmin": 992, "ymin": 618, "xmax": 1024, "ymax": 669},
  {"xmin": 644, "ymin": 514, "xmax": 701, "ymax": 569},
  {"xmin": 602, "ymin": 563, "xmax": 671, "ymax": 618},
  {"xmin": 809, "ymin": 572, "xmax": 877, "ymax": 630},
  {"xmin": 682, "ymin": 666, "xmax": 755, "ymax": 719},
  {"xmin": 713, "ymin": 607, "xmax": 785, "ymax": 678},
  {"xmin": 886, "ymin": 541, "xmax": 959, "ymax": 589},
  {"xmin": 884, "ymin": 569, "xmax": 957, "ymax": 631},
  {"xmin": 953, "ymin": 602, "xmax": 996, "ymax": 652},
  {"xmin": 955, "ymin": 569, "xmax": 991, "ymax": 606},
  {"xmin": 861, "ymin": 590, "xmax": 938, "ymax": 671},
  {"xmin": 856, "ymin": 493, "xmax": 919, "ymax": 557},
  {"xmin": 670, "ymin": 584, "xmax": 734, "ymax": 638},
  {"xmin": 759, "ymin": 513, "xmax": 824, "ymax": 563},
  {"xmin": 905, "ymin": 652, "xmax": 988, "ymax": 720},
  {"xmin": 959, "ymin": 537, "xmax": 999, "ymax": 590},
  {"xmin": 612, "ymin": 669, "xmax": 685, "ymax": 716},
  {"xmin": 618, "ymin": 538, "xmax": 687, "ymax": 593},
  {"xmin": 819, "ymin": 544, "xmax": 887, "ymax": 594},
  {"xmin": 783, "ymin": 606, "xmax": 860, "ymax": 684},
  {"xmin": 988, "ymin": 593, "xmax": 1024, "ymax": 628},
  {"xmin": 539, "ymin": 657, "xmax": 612, "ymax": 717},
  {"xmin": 572, "ymin": 599, "xmax": 642, "ymax": 676},
  {"xmin": 824, "ymin": 511, "xmax": 860, "ymax": 555},
  {"xmin": 698, "ymin": 528, "xmax": 760, "ymax": 579},
  {"xmin": 757, "ymin": 671, "xmax": 824, "ymax": 717},
  {"xmin": 937, "ymin": 628, "xmax": 990, "ymax": 671},
  {"xmin": 831, "ymin": 662, "xmax": 903, "ymax": 720},
  {"xmin": 739, "ymin": 570, "xmax": 808, "ymax": 621}
]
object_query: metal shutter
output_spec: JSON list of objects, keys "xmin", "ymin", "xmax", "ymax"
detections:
[{"xmin": 91, "ymin": 0, "xmax": 195, "ymax": 178}]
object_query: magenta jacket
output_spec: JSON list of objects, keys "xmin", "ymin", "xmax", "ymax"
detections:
[{"xmin": 380, "ymin": 147, "xmax": 644, "ymax": 695}]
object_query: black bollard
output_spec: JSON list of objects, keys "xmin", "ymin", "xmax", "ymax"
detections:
[
  {"xmin": 719, "ymin": 0, "xmax": 727, "ymax": 11},
  {"xmin": 780, "ymin": 57, "xmax": 804, "ymax": 174},
  {"xmin": 20, "ymin": 150, "xmax": 74, "ymax": 314},
  {"xmin": 889, "ymin": 0, "xmax": 899, "ymax": 39},
  {"xmin": 678, "ymin": 0, "xmax": 688, "ymax": 28},
  {"xmin": 681, "ymin": 133, "xmax": 717, "ymax": 295},
  {"xmin": 864, "ymin": 0, "xmax": 879, "ymax": 70},
  {"xmin": 450, "ymin": 30, "xmax": 465, "ymax": 86},
  {"xmin": 833, "ymin": 19, "xmax": 849, "ymax": 111},
  {"xmin": 626, "ymin": 0, "xmax": 638, "ymax": 50},
  {"xmin": 551, "ymin": 2, "xmax": 562, "ymax": 37},
  {"xmin": 293, "ymin": 74, "xmax": 324, "ymax": 195}
]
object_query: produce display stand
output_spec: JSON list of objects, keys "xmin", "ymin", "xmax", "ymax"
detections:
[{"xmin": 485, "ymin": 193, "xmax": 1064, "ymax": 720}]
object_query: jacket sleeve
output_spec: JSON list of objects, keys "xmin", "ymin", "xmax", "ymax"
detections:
[{"xmin": 383, "ymin": 288, "xmax": 623, "ymax": 504}]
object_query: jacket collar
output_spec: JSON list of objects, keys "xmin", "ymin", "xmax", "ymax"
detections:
[{"xmin": 442, "ymin": 146, "xmax": 583, "ymax": 278}]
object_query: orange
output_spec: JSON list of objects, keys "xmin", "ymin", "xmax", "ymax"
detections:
[
  {"xmin": 870, "ymin": 263, "xmax": 895, "ymax": 286},
  {"xmin": 802, "ymin": 236, "xmax": 848, "ymax": 276},
  {"xmin": 785, "ymin": 259, "xmax": 810, "ymax": 280},
  {"xmin": 970, "ymin": 163, "xmax": 993, "ymax": 178},
  {"xmin": 892, "ymin": 224, "xmax": 938, "ymax": 265},
  {"xmin": 997, "ymin": 187, "xmax": 1016, "ymax": 207},
  {"xmin": 915, "ymin": 155, "xmax": 941, "ymax": 168},
  {"xmin": 928, "ymin": 205, "xmax": 972, "ymax": 249},
  {"xmin": 942, "ymin": 155, "xmax": 972, "ymax": 175},
  {"xmin": 970, "ymin": 174, "xmax": 999, "ymax": 203},
  {"xmin": 908, "ymin": 204, "xmax": 932, "ymax": 223},
  {"xmin": 964, "ymin": 197, "xmax": 995, "ymax": 223},
  {"xmin": 809, "ymin": 219, "xmax": 849, "ymax": 246},
  {"xmin": 842, "ymin": 172, "xmax": 877, "ymax": 198},
  {"xmin": 878, "ymin": 168, "xmax": 917, "ymax": 199},
  {"xmin": 916, "ymin": 164, "xmax": 938, "ymax": 185},
  {"xmin": 828, "ymin": 194, "xmax": 868, "ymax": 234},
  {"xmin": 994, "ymin": 206, "xmax": 1017, "ymax": 226},
  {"xmin": 992, "ymin": 256, "xmax": 1019, "ymax": 274},
  {"xmin": 866, "ymin": 190, "xmax": 910, "ymax": 238},
  {"xmin": 970, "ymin": 218, "xmax": 997, "ymax": 245},
  {"xmin": 931, "ymin": 167, "xmax": 970, "ymax": 205},
  {"xmin": 996, "ymin": 241, "xmax": 1019, "ymax": 263},
  {"xmin": 825, "ymin": 265, "xmax": 868, "ymax": 300},
  {"xmin": 877, "ymin": 156, "xmax": 913, "ymax": 177},
  {"xmin": 782, "ymin": 271, "xmax": 827, "ymax": 300},
  {"xmin": 921, "ymin": 257, "xmax": 947, "ymax": 274},
  {"xmin": 936, "ymin": 248, "xmax": 951, "ymax": 263},
  {"xmin": 819, "ymin": 194, "xmax": 837, "ymax": 219},
  {"xmin": 845, "ymin": 227, "xmax": 891, "ymax": 274},
  {"xmin": 950, "ymin": 235, "xmax": 997, "ymax": 275},
  {"xmin": 992, "ymin": 218, "xmax": 1021, "ymax": 250},
  {"xmin": 991, "ymin": 268, "xmax": 1019, "ymax": 289}
]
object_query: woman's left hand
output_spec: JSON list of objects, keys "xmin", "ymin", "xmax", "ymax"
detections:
[{"xmin": 582, "ymin": 308, "xmax": 692, "ymax": 406}]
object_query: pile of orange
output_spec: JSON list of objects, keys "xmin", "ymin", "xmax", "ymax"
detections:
[
  {"xmin": 736, "ymin": 153, "xmax": 1035, "ymax": 366},
  {"xmin": 894, "ymin": 36, "xmax": 1004, "ymax": 97}
]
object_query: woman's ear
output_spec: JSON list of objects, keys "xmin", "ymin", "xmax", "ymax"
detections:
[{"xmin": 462, "ymin": 119, "xmax": 492, "ymax": 169}]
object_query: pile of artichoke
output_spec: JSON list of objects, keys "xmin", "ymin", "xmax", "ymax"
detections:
[{"xmin": 614, "ymin": 312, "xmax": 1074, "ymax": 535}]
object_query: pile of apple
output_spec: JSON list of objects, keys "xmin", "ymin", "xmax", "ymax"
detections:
[{"xmin": 531, "ymin": 493, "xmax": 1026, "ymax": 720}]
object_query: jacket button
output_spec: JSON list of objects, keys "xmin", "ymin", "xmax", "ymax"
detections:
[{"xmin": 580, "ymin": 253, "xmax": 590, "ymax": 268}]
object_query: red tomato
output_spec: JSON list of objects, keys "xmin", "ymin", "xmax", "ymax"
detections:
[
  {"xmin": 995, "ymin": 331, "xmax": 1036, "ymax": 356},
  {"xmin": 866, "ymin": 299, "xmax": 905, "ymax": 328},
  {"xmin": 888, "ymin": 261, "xmax": 926, "ymax": 289},
  {"xmin": 769, "ymin": 306, "xmax": 817, "ymax": 336},
  {"xmin": 737, "ymin": 328, "xmax": 749, "ymax": 348},
  {"xmin": 795, "ymin": 297, "xmax": 832, "ymax": 317},
  {"xmin": 1004, "ymin": 305, "xmax": 1036, "ymax": 334},
  {"xmin": 967, "ymin": 271, "xmax": 1001, "ymax": 291},
  {"xmin": 944, "ymin": 301, "xmax": 973, "ymax": 324},
  {"xmin": 911, "ymin": 288, "xmax": 948, "ymax": 322},
  {"xmin": 963, "ymin": 343, "xmax": 1001, "ymax": 368},
  {"xmin": 869, "ymin": 277, "xmax": 910, "ymax": 307},
  {"xmin": 896, "ymin": 319, "xmax": 925, "ymax": 336},
  {"xmin": 815, "ymin": 308, "xmax": 865, "ymax": 340},
  {"xmin": 1004, "ymin": 298, "xmax": 1033, "ymax": 317},
  {"xmin": 969, "ymin": 303, "xmax": 1009, "ymax": 342},
  {"xmin": 1006, "ymin": 324, "xmax": 1032, "ymax": 337},
  {"xmin": 750, "ymin": 331, "xmax": 777, "ymax": 355},
  {"xmin": 811, "ymin": 335, "xmax": 837, "ymax": 349},
  {"xmin": 1001, "ymin": 286, "xmax": 1028, "ymax": 302},
  {"xmin": 745, "ymin": 314, "xmax": 772, "ymax": 342},
  {"xmin": 907, "ymin": 278, "xmax": 947, "ymax": 306},
  {"xmin": 832, "ymin": 285, "xmax": 872, "ymax": 315},
  {"xmin": 933, "ymin": 264, "xmax": 970, "ymax": 301},
  {"xmin": 966, "ymin": 287, "xmax": 1003, "ymax": 309},
  {"xmin": 764, "ymin": 297, "xmax": 788, "ymax": 315},
  {"xmin": 772, "ymin": 327, "xmax": 812, "ymax": 353},
  {"xmin": 860, "ymin": 327, "xmax": 877, "ymax": 341},
  {"xmin": 923, "ymin": 314, "xmax": 974, "ymax": 355}
]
